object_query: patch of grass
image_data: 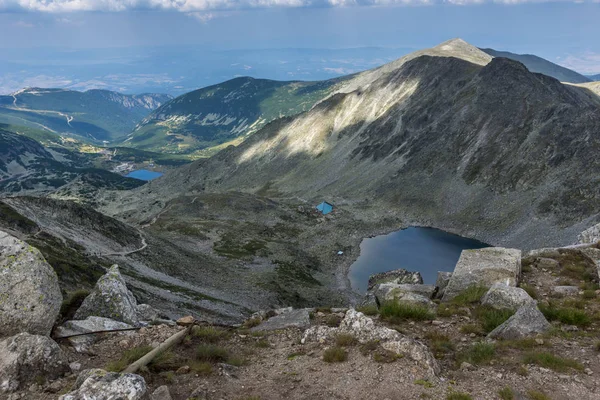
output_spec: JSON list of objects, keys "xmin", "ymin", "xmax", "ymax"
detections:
[
  {"xmin": 475, "ymin": 306, "xmax": 514, "ymax": 333},
  {"xmin": 106, "ymin": 345, "xmax": 153, "ymax": 372},
  {"xmin": 517, "ymin": 365, "xmax": 529, "ymax": 376},
  {"xmin": 243, "ymin": 318, "xmax": 262, "ymax": 329},
  {"xmin": 196, "ymin": 344, "xmax": 229, "ymax": 363},
  {"xmin": 357, "ymin": 305, "xmax": 379, "ymax": 316},
  {"xmin": 520, "ymin": 284, "xmax": 539, "ymax": 300},
  {"xmin": 323, "ymin": 346, "xmax": 348, "ymax": 363},
  {"xmin": 315, "ymin": 307, "xmax": 332, "ymax": 313},
  {"xmin": 459, "ymin": 324, "xmax": 482, "ymax": 335},
  {"xmin": 325, "ymin": 314, "xmax": 342, "ymax": 327},
  {"xmin": 526, "ymin": 390, "xmax": 551, "ymax": 400},
  {"xmin": 379, "ymin": 301, "xmax": 435, "ymax": 323},
  {"xmin": 255, "ymin": 339, "xmax": 270, "ymax": 349},
  {"xmin": 425, "ymin": 332, "xmax": 455, "ymax": 357},
  {"xmin": 437, "ymin": 304, "xmax": 469, "ymax": 318},
  {"xmin": 522, "ymin": 352, "xmax": 583, "ymax": 372},
  {"xmin": 373, "ymin": 349, "xmax": 403, "ymax": 363},
  {"xmin": 189, "ymin": 360, "xmax": 213, "ymax": 375},
  {"xmin": 582, "ymin": 290, "xmax": 597, "ymax": 299},
  {"xmin": 456, "ymin": 342, "xmax": 495, "ymax": 365},
  {"xmin": 414, "ymin": 379, "xmax": 434, "ymax": 388},
  {"xmin": 563, "ymin": 298, "xmax": 585, "ymax": 309},
  {"xmin": 498, "ymin": 387, "xmax": 515, "ymax": 400},
  {"xmin": 497, "ymin": 338, "xmax": 543, "ymax": 350},
  {"xmin": 446, "ymin": 392, "xmax": 473, "ymax": 400},
  {"xmin": 557, "ymin": 250, "xmax": 597, "ymax": 282},
  {"xmin": 226, "ymin": 356, "xmax": 246, "ymax": 367},
  {"xmin": 335, "ymin": 333, "xmax": 356, "ymax": 347},
  {"xmin": 450, "ymin": 286, "xmax": 488, "ymax": 306},
  {"xmin": 539, "ymin": 303, "xmax": 591, "ymax": 327},
  {"xmin": 192, "ymin": 326, "xmax": 230, "ymax": 343},
  {"xmin": 287, "ymin": 350, "xmax": 306, "ymax": 360},
  {"xmin": 359, "ymin": 340, "xmax": 380, "ymax": 355},
  {"xmin": 58, "ymin": 289, "xmax": 90, "ymax": 322}
]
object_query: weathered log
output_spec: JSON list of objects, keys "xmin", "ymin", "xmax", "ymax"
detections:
[{"xmin": 123, "ymin": 326, "xmax": 192, "ymax": 374}]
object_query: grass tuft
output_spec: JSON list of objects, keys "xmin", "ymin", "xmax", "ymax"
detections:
[
  {"xmin": 526, "ymin": 390, "xmax": 551, "ymax": 400},
  {"xmin": 379, "ymin": 301, "xmax": 435, "ymax": 322},
  {"xmin": 498, "ymin": 387, "xmax": 514, "ymax": 400},
  {"xmin": 357, "ymin": 305, "xmax": 379, "ymax": 316},
  {"xmin": 323, "ymin": 346, "xmax": 348, "ymax": 363},
  {"xmin": 106, "ymin": 346, "xmax": 153, "ymax": 372},
  {"xmin": 425, "ymin": 332, "xmax": 455, "ymax": 358},
  {"xmin": 196, "ymin": 344, "xmax": 229, "ymax": 363},
  {"xmin": 335, "ymin": 333, "xmax": 356, "ymax": 347},
  {"xmin": 450, "ymin": 286, "xmax": 488, "ymax": 306},
  {"xmin": 456, "ymin": 342, "xmax": 495, "ymax": 365},
  {"xmin": 192, "ymin": 326, "xmax": 230, "ymax": 343},
  {"xmin": 539, "ymin": 303, "xmax": 591, "ymax": 327},
  {"xmin": 522, "ymin": 352, "xmax": 583, "ymax": 372},
  {"xmin": 474, "ymin": 306, "xmax": 514, "ymax": 333},
  {"xmin": 446, "ymin": 392, "xmax": 473, "ymax": 400}
]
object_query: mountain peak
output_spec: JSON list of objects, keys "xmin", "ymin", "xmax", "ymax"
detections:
[{"xmin": 431, "ymin": 38, "xmax": 492, "ymax": 66}]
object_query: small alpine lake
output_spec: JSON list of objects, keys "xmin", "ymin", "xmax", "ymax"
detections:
[
  {"xmin": 125, "ymin": 169, "xmax": 164, "ymax": 181},
  {"xmin": 348, "ymin": 227, "xmax": 489, "ymax": 293}
]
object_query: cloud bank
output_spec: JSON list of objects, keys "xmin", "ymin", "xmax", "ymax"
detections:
[{"xmin": 0, "ymin": 0, "xmax": 597, "ymax": 13}]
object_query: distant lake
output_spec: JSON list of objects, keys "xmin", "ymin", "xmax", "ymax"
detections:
[
  {"xmin": 125, "ymin": 169, "xmax": 164, "ymax": 181},
  {"xmin": 349, "ymin": 227, "xmax": 489, "ymax": 293}
]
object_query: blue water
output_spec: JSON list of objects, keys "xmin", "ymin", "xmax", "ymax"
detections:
[
  {"xmin": 125, "ymin": 169, "xmax": 164, "ymax": 181},
  {"xmin": 349, "ymin": 227, "xmax": 489, "ymax": 293}
]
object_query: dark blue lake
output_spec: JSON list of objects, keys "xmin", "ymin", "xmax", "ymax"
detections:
[
  {"xmin": 349, "ymin": 227, "xmax": 489, "ymax": 293},
  {"xmin": 125, "ymin": 169, "xmax": 164, "ymax": 181}
]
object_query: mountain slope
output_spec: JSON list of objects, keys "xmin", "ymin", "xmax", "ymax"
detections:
[
  {"xmin": 106, "ymin": 39, "xmax": 600, "ymax": 251},
  {"xmin": 124, "ymin": 76, "xmax": 348, "ymax": 154},
  {"xmin": 481, "ymin": 48, "xmax": 591, "ymax": 83},
  {"xmin": 0, "ymin": 88, "xmax": 171, "ymax": 142},
  {"xmin": 590, "ymin": 74, "xmax": 600, "ymax": 81}
]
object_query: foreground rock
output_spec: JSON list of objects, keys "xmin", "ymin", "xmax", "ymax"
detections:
[
  {"xmin": 374, "ymin": 283, "xmax": 437, "ymax": 310},
  {"xmin": 251, "ymin": 308, "xmax": 310, "ymax": 331},
  {"xmin": 60, "ymin": 369, "xmax": 147, "ymax": 400},
  {"xmin": 487, "ymin": 303, "xmax": 551, "ymax": 340},
  {"xmin": 74, "ymin": 265, "xmax": 157, "ymax": 326},
  {"xmin": 0, "ymin": 230, "xmax": 62, "ymax": 338},
  {"xmin": 442, "ymin": 247, "xmax": 522, "ymax": 302},
  {"xmin": 55, "ymin": 317, "xmax": 134, "ymax": 352},
  {"xmin": 367, "ymin": 269, "xmax": 423, "ymax": 290},
  {"xmin": 302, "ymin": 309, "xmax": 439, "ymax": 375},
  {"xmin": 434, "ymin": 271, "xmax": 452, "ymax": 299},
  {"xmin": 0, "ymin": 333, "xmax": 69, "ymax": 393},
  {"xmin": 481, "ymin": 283, "xmax": 535, "ymax": 311}
]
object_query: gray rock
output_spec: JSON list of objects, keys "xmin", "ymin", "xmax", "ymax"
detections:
[
  {"xmin": 359, "ymin": 292, "xmax": 378, "ymax": 309},
  {"xmin": 552, "ymin": 286, "xmax": 579, "ymax": 297},
  {"xmin": 302, "ymin": 309, "xmax": 439, "ymax": 376},
  {"xmin": 374, "ymin": 283, "xmax": 438, "ymax": 310},
  {"xmin": 442, "ymin": 247, "xmax": 522, "ymax": 302},
  {"xmin": 136, "ymin": 304, "xmax": 160, "ymax": 323},
  {"xmin": 580, "ymin": 248, "xmax": 600, "ymax": 281},
  {"xmin": 60, "ymin": 369, "xmax": 147, "ymax": 400},
  {"xmin": 534, "ymin": 257, "xmax": 560, "ymax": 269},
  {"xmin": 0, "ymin": 231, "xmax": 62, "ymax": 338},
  {"xmin": 74, "ymin": 265, "xmax": 140, "ymax": 326},
  {"xmin": 251, "ymin": 308, "xmax": 310, "ymax": 331},
  {"xmin": 0, "ymin": 333, "xmax": 69, "ymax": 393},
  {"xmin": 487, "ymin": 303, "xmax": 551, "ymax": 340},
  {"xmin": 578, "ymin": 223, "xmax": 600, "ymax": 244},
  {"xmin": 151, "ymin": 385, "xmax": 172, "ymax": 400},
  {"xmin": 367, "ymin": 269, "xmax": 423, "ymax": 290},
  {"xmin": 481, "ymin": 283, "xmax": 535, "ymax": 311},
  {"xmin": 435, "ymin": 271, "xmax": 452, "ymax": 299},
  {"xmin": 55, "ymin": 317, "xmax": 134, "ymax": 352}
]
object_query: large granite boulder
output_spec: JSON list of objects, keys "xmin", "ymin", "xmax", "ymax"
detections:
[
  {"xmin": 302, "ymin": 309, "xmax": 439, "ymax": 376},
  {"xmin": 434, "ymin": 271, "xmax": 452, "ymax": 299},
  {"xmin": 60, "ymin": 369, "xmax": 147, "ymax": 400},
  {"xmin": 481, "ymin": 283, "xmax": 535, "ymax": 311},
  {"xmin": 442, "ymin": 247, "xmax": 522, "ymax": 302},
  {"xmin": 487, "ymin": 303, "xmax": 551, "ymax": 340},
  {"xmin": 0, "ymin": 333, "xmax": 69, "ymax": 393},
  {"xmin": 0, "ymin": 231, "xmax": 62, "ymax": 338},
  {"xmin": 251, "ymin": 308, "xmax": 310, "ymax": 332},
  {"xmin": 74, "ymin": 265, "xmax": 157, "ymax": 326},
  {"xmin": 55, "ymin": 317, "xmax": 134, "ymax": 352},
  {"xmin": 367, "ymin": 269, "xmax": 423, "ymax": 290}
]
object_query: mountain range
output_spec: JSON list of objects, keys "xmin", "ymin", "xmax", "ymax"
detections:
[{"xmin": 0, "ymin": 88, "xmax": 171, "ymax": 142}]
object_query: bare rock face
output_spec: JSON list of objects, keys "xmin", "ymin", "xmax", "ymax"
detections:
[
  {"xmin": 60, "ymin": 369, "xmax": 147, "ymax": 400},
  {"xmin": 367, "ymin": 269, "xmax": 423, "ymax": 290},
  {"xmin": 55, "ymin": 317, "xmax": 134, "ymax": 353},
  {"xmin": 74, "ymin": 265, "xmax": 145, "ymax": 326},
  {"xmin": 487, "ymin": 303, "xmax": 551, "ymax": 340},
  {"xmin": 442, "ymin": 248, "xmax": 522, "ymax": 302},
  {"xmin": 302, "ymin": 309, "xmax": 439, "ymax": 376},
  {"xmin": 481, "ymin": 283, "xmax": 536, "ymax": 311},
  {"xmin": 0, "ymin": 333, "xmax": 69, "ymax": 393},
  {"xmin": 0, "ymin": 230, "xmax": 62, "ymax": 338}
]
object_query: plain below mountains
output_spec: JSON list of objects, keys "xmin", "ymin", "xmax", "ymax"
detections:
[{"xmin": 0, "ymin": 88, "xmax": 171, "ymax": 142}]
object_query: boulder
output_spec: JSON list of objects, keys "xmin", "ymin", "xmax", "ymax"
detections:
[
  {"xmin": 151, "ymin": 385, "xmax": 172, "ymax": 400},
  {"xmin": 251, "ymin": 308, "xmax": 310, "ymax": 332},
  {"xmin": 359, "ymin": 291, "xmax": 378, "ymax": 309},
  {"xmin": 434, "ymin": 271, "xmax": 452, "ymax": 299},
  {"xmin": 487, "ymin": 303, "xmax": 551, "ymax": 340},
  {"xmin": 302, "ymin": 309, "xmax": 439, "ymax": 376},
  {"xmin": 578, "ymin": 223, "xmax": 600, "ymax": 244},
  {"xmin": 552, "ymin": 286, "xmax": 579, "ymax": 297},
  {"xmin": 136, "ymin": 304, "xmax": 160, "ymax": 323},
  {"xmin": 580, "ymin": 248, "xmax": 600, "ymax": 281},
  {"xmin": 74, "ymin": 265, "xmax": 141, "ymax": 326},
  {"xmin": 481, "ymin": 283, "xmax": 535, "ymax": 311},
  {"xmin": 54, "ymin": 317, "xmax": 134, "ymax": 352},
  {"xmin": 60, "ymin": 369, "xmax": 147, "ymax": 400},
  {"xmin": 375, "ymin": 283, "xmax": 436, "ymax": 300},
  {"xmin": 0, "ymin": 231, "xmax": 62, "ymax": 338},
  {"xmin": 442, "ymin": 247, "xmax": 522, "ymax": 302},
  {"xmin": 0, "ymin": 333, "xmax": 69, "ymax": 393},
  {"xmin": 367, "ymin": 269, "xmax": 423, "ymax": 290}
]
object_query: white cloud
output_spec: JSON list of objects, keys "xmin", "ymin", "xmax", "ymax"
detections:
[
  {"xmin": 0, "ymin": 0, "xmax": 595, "ymax": 13},
  {"xmin": 13, "ymin": 19, "xmax": 34, "ymax": 27},
  {"xmin": 556, "ymin": 52, "xmax": 600, "ymax": 75}
]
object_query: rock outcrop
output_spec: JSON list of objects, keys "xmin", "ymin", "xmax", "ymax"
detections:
[
  {"xmin": 367, "ymin": 269, "xmax": 423, "ymax": 290},
  {"xmin": 374, "ymin": 283, "xmax": 437, "ymax": 310},
  {"xmin": 481, "ymin": 283, "xmax": 535, "ymax": 311},
  {"xmin": 0, "ymin": 333, "xmax": 69, "ymax": 393},
  {"xmin": 302, "ymin": 309, "xmax": 439, "ymax": 376},
  {"xmin": 0, "ymin": 231, "xmax": 62, "ymax": 338},
  {"xmin": 60, "ymin": 369, "xmax": 148, "ymax": 400},
  {"xmin": 55, "ymin": 317, "xmax": 134, "ymax": 353},
  {"xmin": 251, "ymin": 308, "xmax": 311, "ymax": 332},
  {"xmin": 487, "ymin": 303, "xmax": 551, "ymax": 340},
  {"xmin": 435, "ymin": 271, "xmax": 452, "ymax": 299},
  {"xmin": 442, "ymin": 248, "xmax": 522, "ymax": 302},
  {"xmin": 74, "ymin": 265, "xmax": 157, "ymax": 326}
]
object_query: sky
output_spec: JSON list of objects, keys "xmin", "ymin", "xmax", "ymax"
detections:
[{"xmin": 0, "ymin": 0, "xmax": 599, "ymax": 94}]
